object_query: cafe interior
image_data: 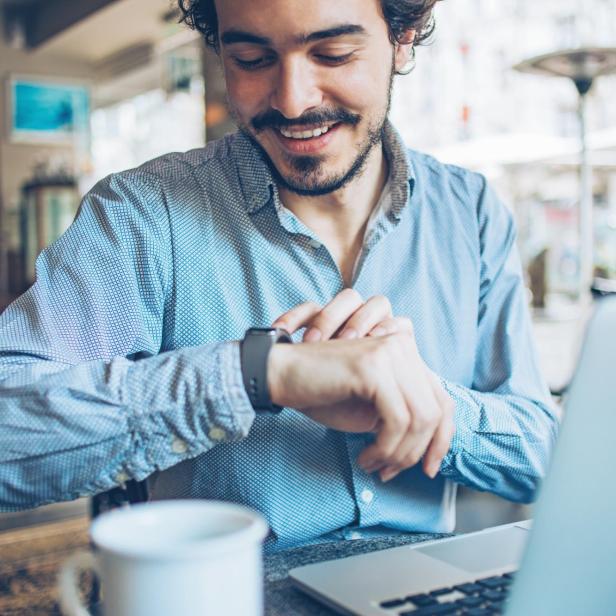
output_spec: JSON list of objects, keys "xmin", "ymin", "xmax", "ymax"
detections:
[{"xmin": 0, "ymin": 0, "xmax": 615, "ymax": 614}]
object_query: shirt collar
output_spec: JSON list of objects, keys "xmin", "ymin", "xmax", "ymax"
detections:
[
  {"xmin": 382, "ymin": 120, "xmax": 415, "ymax": 221},
  {"xmin": 228, "ymin": 130, "xmax": 276, "ymax": 214},
  {"xmin": 230, "ymin": 120, "xmax": 416, "ymax": 217}
]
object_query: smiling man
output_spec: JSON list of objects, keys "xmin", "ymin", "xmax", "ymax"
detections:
[{"xmin": 0, "ymin": 0, "xmax": 558, "ymax": 552}]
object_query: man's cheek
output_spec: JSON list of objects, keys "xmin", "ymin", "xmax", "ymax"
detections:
[{"xmin": 230, "ymin": 91, "xmax": 266, "ymax": 126}]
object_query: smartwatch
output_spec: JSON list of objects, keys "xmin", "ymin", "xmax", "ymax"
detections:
[{"xmin": 240, "ymin": 328, "xmax": 292, "ymax": 413}]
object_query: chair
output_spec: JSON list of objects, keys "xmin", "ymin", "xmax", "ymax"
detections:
[{"xmin": 90, "ymin": 479, "xmax": 149, "ymax": 519}]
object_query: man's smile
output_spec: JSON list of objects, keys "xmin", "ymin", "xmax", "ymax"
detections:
[
  {"xmin": 271, "ymin": 122, "xmax": 343, "ymax": 154},
  {"xmin": 278, "ymin": 122, "xmax": 337, "ymax": 139}
]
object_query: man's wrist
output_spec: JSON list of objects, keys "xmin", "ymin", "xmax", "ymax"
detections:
[
  {"xmin": 240, "ymin": 328, "xmax": 292, "ymax": 412},
  {"xmin": 267, "ymin": 342, "xmax": 292, "ymax": 408}
]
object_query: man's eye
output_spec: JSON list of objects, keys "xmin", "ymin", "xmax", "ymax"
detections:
[
  {"xmin": 233, "ymin": 56, "xmax": 275, "ymax": 70},
  {"xmin": 315, "ymin": 52, "xmax": 354, "ymax": 65}
]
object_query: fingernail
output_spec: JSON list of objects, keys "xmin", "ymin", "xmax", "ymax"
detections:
[
  {"xmin": 426, "ymin": 461, "xmax": 440, "ymax": 479},
  {"xmin": 339, "ymin": 328, "xmax": 357, "ymax": 340},
  {"xmin": 371, "ymin": 327, "xmax": 387, "ymax": 337},
  {"xmin": 380, "ymin": 468, "xmax": 398, "ymax": 483},
  {"xmin": 304, "ymin": 328, "xmax": 322, "ymax": 342}
]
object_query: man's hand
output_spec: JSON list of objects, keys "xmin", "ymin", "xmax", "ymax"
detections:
[
  {"xmin": 273, "ymin": 288, "xmax": 399, "ymax": 341},
  {"xmin": 270, "ymin": 290, "xmax": 456, "ymax": 482}
]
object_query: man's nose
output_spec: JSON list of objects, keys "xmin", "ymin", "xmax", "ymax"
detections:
[{"xmin": 270, "ymin": 58, "xmax": 323, "ymax": 120}]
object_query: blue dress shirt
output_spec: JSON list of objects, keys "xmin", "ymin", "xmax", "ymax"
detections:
[{"xmin": 0, "ymin": 122, "xmax": 558, "ymax": 551}]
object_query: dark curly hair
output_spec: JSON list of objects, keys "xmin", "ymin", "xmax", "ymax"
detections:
[{"xmin": 177, "ymin": 0, "xmax": 441, "ymax": 53}]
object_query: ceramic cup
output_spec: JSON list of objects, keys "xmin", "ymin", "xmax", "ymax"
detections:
[{"xmin": 58, "ymin": 500, "xmax": 269, "ymax": 616}]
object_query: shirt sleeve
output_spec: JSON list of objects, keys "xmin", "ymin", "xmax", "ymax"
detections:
[
  {"xmin": 0, "ymin": 171, "xmax": 255, "ymax": 511},
  {"xmin": 438, "ymin": 177, "xmax": 560, "ymax": 504}
]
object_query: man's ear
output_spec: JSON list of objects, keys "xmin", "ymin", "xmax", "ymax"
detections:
[{"xmin": 394, "ymin": 29, "xmax": 416, "ymax": 73}]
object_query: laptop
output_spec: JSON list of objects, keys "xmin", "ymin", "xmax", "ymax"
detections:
[{"xmin": 290, "ymin": 297, "xmax": 616, "ymax": 616}]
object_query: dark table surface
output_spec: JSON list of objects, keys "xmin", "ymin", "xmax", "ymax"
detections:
[
  {"xmin": 264, "ymin": 532, "xmax": 449, "ymax": 615},
  {"xmin": 0, "ymin": 515, "xmax": 447, "ymax": 615}
]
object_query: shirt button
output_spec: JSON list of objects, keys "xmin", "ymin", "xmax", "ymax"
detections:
[
  {"xmin": 171, "ymin": 437, "xmax": 188, "ymax": 454},
  {"xmin": 115, "ymin": 471, "xmax": 129, "ymax": 485},
  {"xmin": 208, "ymin": 427, "xmax": 226, "ymax": 441},
  {"xmin": 308, "ymin": 239, "xmax": 322, "ymax": 249},
  {"xmin": 360, "ymin": 489, "xmax": 374, "ymax": 505}
]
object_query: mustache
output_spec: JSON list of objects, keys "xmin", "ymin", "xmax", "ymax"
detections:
[{"xmin": 251, "ymin": 108, "xmax": 361, "ymax": 132}]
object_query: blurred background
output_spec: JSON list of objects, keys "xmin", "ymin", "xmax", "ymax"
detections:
[{"xmin": 0, "ymin": 0, "xmax": 615, "ymax": 531}]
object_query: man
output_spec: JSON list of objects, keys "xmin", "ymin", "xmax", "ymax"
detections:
[{"xmin": 0, "ymin": 0, "xmax": 557, "ymax": 552}]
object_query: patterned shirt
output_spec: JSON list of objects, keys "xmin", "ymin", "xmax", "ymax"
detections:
[{"xmin": 0, "ymin": 122, "xmax": 558, "ymax": 551}]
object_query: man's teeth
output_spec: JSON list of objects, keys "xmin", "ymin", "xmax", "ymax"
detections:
[{"xmin": 279, "ymin": 125, "xmax": 332, "ymax": 140}]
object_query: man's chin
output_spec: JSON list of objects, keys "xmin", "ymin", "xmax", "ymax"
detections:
[
  {"xmin": 274, "ymin": 167, "xmax": 353, "ymax": 197},
  {"xmin": 244, "ymin": 126, "xmax": 379, "ymax": 197}
]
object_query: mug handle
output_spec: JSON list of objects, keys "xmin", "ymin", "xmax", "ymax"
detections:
[{"xmin": 58, "ymin": 550, "xmax": 101, "ymax": 616}]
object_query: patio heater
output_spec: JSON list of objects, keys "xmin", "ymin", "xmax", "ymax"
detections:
[{"xmin": 514, "ymin": 47, "xmax": 616, "ymax": 300}]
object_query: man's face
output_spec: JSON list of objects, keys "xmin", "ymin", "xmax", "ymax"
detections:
[{"xmin": 215, "ymin": 0, "xmax": 410, "ymax": 196}]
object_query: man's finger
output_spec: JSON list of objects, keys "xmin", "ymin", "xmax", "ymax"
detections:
[
  {"xmin": 303, "ymin": 288, "xmax": 364, "ymax": 341},
  {"xmin": 422, "ymin": 369, "xmax": 456, "ymax": 478},
  {"xmin": 336, "ymin": 295, "xmax": 393, "ymax": 339},
  {"xmin": 367, "ymin": 316, "xmax": 413, "ymax": 338},
  {"xmin": 272, "ymin": 301, "xmax": 321, "ymax": 334},
  {"xmin": 357, "ymin": 376, "xmax": 409, "ymax": 471},
  {"xmin": 422, "ymin": 417, "xmax": 455, "ymax": 478},
  {"xmin": 373, "ymin": 347, "xmax": 441, "ymax": 482},
  {"xmin": 378, "ymin": 394, "xmax": 440, "ymax": 481}
]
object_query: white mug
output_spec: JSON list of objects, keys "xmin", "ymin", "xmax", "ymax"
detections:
[{"xmin": 58, "ymin": 500, "xmax": 269, "ymax": 616}]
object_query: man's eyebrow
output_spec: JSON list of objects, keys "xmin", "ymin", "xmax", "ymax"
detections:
[
  {"xmin": 302, "ymin": 24, "xmax": 367, "ymax": 43},
  {"xmin": 220, "ymin": 24, "xmax": 367, "ymax": 47},
  {"xmin": 221, "ymin": 30, "xmax": 271, "ymax": 46}
]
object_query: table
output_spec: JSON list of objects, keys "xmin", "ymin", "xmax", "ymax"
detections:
[
  {"xmin": 0, "ymin": 517, "xmax": 90, "ymax": 615},
  {"xmin": 0, "ymin": 516, "xmax": 447, "ymax": 615}
]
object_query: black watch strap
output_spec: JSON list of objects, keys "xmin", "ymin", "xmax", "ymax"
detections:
[{"xmin": 240, "ymin": 328, "xmax": 292, "ymax": 413}]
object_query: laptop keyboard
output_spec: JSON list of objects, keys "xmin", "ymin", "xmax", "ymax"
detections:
[{"xmin": 379, "ymin": 572, "xmax": 516, "ymax": 615}]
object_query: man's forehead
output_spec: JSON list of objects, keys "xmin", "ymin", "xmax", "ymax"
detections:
[{"xmin": 215, "ymin": 0, "xmax": 385, "ymax": 42}]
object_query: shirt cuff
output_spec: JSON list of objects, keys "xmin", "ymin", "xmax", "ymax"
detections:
[
  {"xmin": 215, "ymin": 340, "xmax": 256, "ymax": 435},
  {"xmin": 123, "ymin": 341, "xmax": 256, "ymax": 478},
  {"xmin": 438, "ymin": 378, "xmax": 479, "ymax": 473}
]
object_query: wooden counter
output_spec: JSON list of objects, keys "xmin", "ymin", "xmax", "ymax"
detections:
[{"xmin": 0, "ymin": 516, "xmax": 90, "ymax": 615}]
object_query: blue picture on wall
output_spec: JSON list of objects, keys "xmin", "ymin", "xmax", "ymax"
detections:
[{"xmin": 9, "ymin": 77, "xmax": 90, "ymax": 143}]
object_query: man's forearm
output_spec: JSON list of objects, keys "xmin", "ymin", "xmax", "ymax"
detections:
[
  {"xmin": 438, "ymin": 379, "xmax": 559, "ymax": 503},
  {"xmin": 0, "ymin": 342, "xmax": 254, "ymax": 510}
]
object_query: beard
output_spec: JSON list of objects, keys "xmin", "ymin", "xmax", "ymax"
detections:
[
  {"xmin": 257, "ymin": 116, "xmax": 385, "ymax": 197},
  {"xmin": 232, "ymin": 65, "xmax": 395, "ymax": 197}
]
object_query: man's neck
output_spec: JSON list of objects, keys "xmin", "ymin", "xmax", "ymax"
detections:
[{"xmin": 278, "ymin": 144, "xmax": 389, "ymax": 284}]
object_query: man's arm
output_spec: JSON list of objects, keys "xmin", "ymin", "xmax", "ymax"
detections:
[
  {"xmin": 269, "ymin": 177, "xmax": 559, "ymax": 504},
  {"xmin": 438, "ymin": 178, "xmax": 559, "ymax": 503},
  {"xmin": 0, "ymin": 172, "xmax": 255, "ymax": 511}
]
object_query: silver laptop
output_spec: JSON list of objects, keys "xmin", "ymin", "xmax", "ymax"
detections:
[{"xmin": 290, "ymin": 297, "xmax": 616, "ymax": 616}]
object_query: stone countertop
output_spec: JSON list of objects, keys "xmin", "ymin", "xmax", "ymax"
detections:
[{"xmin": 264, "ymin": 532, "xmax": 448, "ymax": 615}]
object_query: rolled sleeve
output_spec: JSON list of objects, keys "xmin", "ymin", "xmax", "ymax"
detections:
[
  {"xmin": 125, "ymin": 341, "xmax": 255, "ymax": 478},
  {"xmin": 440, "ymin": 378, "xmax": 559, "ymax": 503},
  {"xmin": 436, "ymin": 176, "xmax": 560, "ymax": 503}
]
